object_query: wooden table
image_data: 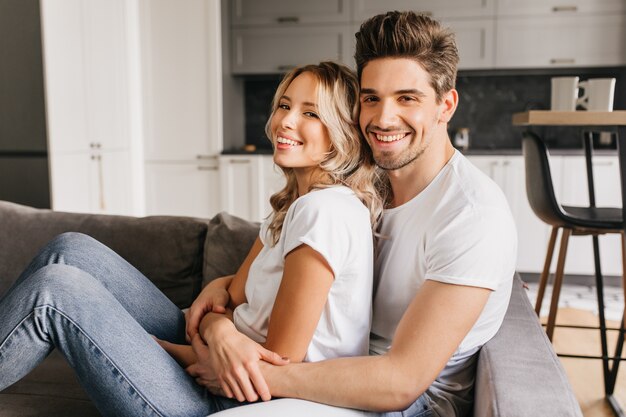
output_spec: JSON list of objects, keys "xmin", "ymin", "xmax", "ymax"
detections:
[{"xmin": 514, "ymin": 111, "xmax": 626, "ymax": 416}]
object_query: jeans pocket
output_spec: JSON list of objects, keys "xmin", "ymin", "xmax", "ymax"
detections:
[{"xmin": 401, "ymin": 394, "xmax": 433, "ymax": 417}]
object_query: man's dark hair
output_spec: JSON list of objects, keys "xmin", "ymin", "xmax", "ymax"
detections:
[{"xmin": 355, "ymin": 11, "xmax": 459, "ymax": 102}]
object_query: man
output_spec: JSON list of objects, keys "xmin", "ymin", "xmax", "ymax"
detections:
[{"xmin": 191, "ymin": 11, "xmax": 517, "ymax": 417}]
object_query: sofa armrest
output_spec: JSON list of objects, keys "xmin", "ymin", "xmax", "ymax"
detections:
[
  {"xmin": 0, "ymin": 201, "xmax": 207, "ymax": 308},
  {"xmin": 474, "ymin": 274, "xmax": 583, "ymax": 417}
]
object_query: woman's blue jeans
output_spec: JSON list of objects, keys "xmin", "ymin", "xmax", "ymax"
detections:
[{"xmin": 0, "ymin": 232, "xmax": 240, "ymax": 417}]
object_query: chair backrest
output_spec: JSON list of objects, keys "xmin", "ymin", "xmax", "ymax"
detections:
[{"xmin": 521, "ymin": 131, "xmax": 567, "ymax": 227}]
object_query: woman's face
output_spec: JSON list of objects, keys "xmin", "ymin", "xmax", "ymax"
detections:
[{"xmin": 269, "ymin": 72, "xmax": 332, "ymax": 172}]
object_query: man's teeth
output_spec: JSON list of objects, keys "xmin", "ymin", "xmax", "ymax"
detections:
[
  {"xmin": 375, "ymin": 133, "xmax": 406, "ymax": 142},
  {"xmin": 277, "ymin": 136, "xmax": 301, "ymax": 146}
]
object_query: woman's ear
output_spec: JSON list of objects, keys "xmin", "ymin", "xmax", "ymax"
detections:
[{"xmin": 438, "ymin": 89, "xmax": 459, "ymax": 123}]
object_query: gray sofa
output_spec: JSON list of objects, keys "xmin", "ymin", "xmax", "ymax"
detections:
[{"xmin": 0, "ymin": 200, "xmax": 582, "ymax": 417}]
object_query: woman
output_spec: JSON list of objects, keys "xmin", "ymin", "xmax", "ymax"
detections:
[{"xmin": 0, "ymin": 62, "xmax": 383, "ymax": 417}]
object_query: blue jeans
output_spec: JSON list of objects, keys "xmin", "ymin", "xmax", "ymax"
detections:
[{"xmin": 0, "ymin": 232, "xmax": 241, "ymax": 417}]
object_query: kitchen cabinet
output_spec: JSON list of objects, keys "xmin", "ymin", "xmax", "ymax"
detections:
[
  {"xmin": 557, "ymin": 155, "xmax": 623, "ymax": 276},
  {"xmin": 496, "ymin": 13, "xmax": 626, "ymax": 68},
  {"xmin": 231, "ymin": 0, "xmax": 350, "ymax": 26},
  {"xmin": 145, "ymin": 160, "xmax": 221, "ymax": 218},
  {"xmin": 497, "ymin": 0, "xmax": 626, "ymax": 16},
  {"xmin": 41, "ymin": 0, "xmax": 138, "ymax": 215},
  {"xmin": 219, "ymin": 155, "xmax": 285, "ymax": 222},
  {"xmin": 353, "ymin": 0, "xmax": 495, "ymax": 20},
  {"xmin": 50, "ymin": 150, "xmax": 133, "ymax": 216},
  {"xmin": 444, "ymin": 19, "xmax": 495, "ymax": 69},
  {"xmin": 141, "ymin": 0, "xmax": 224, "ymax": 217},
  {"xmin": 231, "ymin": 25, "xmax": 354, "ymax": 74},
  {"xmin": 141, "ymin": 0, "xmax": 223, "ymax": 161}
]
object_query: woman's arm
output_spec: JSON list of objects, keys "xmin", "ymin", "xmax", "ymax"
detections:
[
  {"xmin": 227, "ymin": 237, "xmax": 264, "ymax": 308},
  {"xmin": 263, "ymin": 244, "xmax": 334, "ymax": 362}
]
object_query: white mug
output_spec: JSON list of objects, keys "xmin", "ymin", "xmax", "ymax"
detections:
[
  {"xmin": 551, "ymin": 77, "xmax": 580, "ymax": 111},
  {"xmin": 577, "ymin": 78, "xmax": 616, "ymax": 111}
]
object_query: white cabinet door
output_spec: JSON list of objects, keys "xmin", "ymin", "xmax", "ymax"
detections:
[
  {"xmin": 496, "ymin": 14, "xmax": 626, "ymax": 68},
  {"xmin": 558, "ymin": 155, "xmax": 622, "ymax": 276},
  {"xmin": 444, "ymin": 19, "xmax": 495, "ymax": 69},
  {"xmin": 49, "ymin": 153, "xmax": 97, "ymax": 213},
  {"xmin": 49, "ymin": 150, "xmax": 134, "ymax": 216},
  {"xmin": 220, "ymin": 156, "xmax": 258, "ymax": 221},
  {"xmin": 41, "ymin": 0, "xmax": 131, "ymax": 153},
  {"xmin": 353, "ymin": 0, "xmax": 495, "ymax": 21},
  {"xmin": 231, "ymin": 0, "xmax": 350, "ymax": 26},
  {"xmin": 497, "ymin": 0, "xmax": 625, "ymax": 16},
  {"xmin": 145, "ymin": 161, "xmax": 221, "ymax": 218},
  {"xmin": 231, "ymin": 25, "xmax": 353, "ymax": 74},
  {"xmin": 140, "ymin": 0, "xmax": 223, "ymax": 160}
]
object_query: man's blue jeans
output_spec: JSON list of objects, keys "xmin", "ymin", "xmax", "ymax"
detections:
[{"xmin": 0, "ymin": 232, "xmax": 240, "ymax": 417}]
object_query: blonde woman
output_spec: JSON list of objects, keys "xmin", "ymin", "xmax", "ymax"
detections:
[{"xmin": 0, "ymin": 62, "xmax": 383, "ymax": 417}]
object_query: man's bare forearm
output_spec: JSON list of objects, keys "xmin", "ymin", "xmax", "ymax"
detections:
[{"xmin": 265, "ymin": 354, "xmax": 428, "ymax": 412}]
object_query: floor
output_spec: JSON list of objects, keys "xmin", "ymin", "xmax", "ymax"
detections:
[{"xmin": 524, "ymin": 282, "xmax": 626, "ymax": 416}]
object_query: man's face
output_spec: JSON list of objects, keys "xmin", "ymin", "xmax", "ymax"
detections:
[{"xmin": 359, "ymin": 58, "xmax": 450, "ymax": 171}]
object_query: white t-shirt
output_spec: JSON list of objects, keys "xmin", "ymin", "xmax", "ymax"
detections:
[
  {"xmin": 234, "ymin": 186, "xmax": 374, "ymax": 362},
  {"xmin": 370, "ymin": 150, "xmax": 517, "ymax": 416}
]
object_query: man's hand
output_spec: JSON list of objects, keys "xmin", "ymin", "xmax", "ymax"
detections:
[
  {"xmin": 187, "ymin": 323, "xmax": 288, "ymax": 403},
  {"xmin": 185, "ymin": 276, "xmax": 233, "ymax": 342}
]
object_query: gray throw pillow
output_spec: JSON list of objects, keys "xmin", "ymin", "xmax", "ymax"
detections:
[{"xmin": 203, "ymin": 212, "xmax": 260, "ymax": 287}]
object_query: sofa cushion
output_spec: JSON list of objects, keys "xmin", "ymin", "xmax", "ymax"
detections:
[
  {"xmin": 0, "ymin": 201, "xmax": 207, "ymax": 308},
  {"xmin": 203, "ymin": 212, "xmax": 260, "ymax": 286}
]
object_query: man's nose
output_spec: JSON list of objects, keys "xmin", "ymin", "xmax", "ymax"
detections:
[{"xmin": 373, "ymin": 100, "xmax": 399, "ymax": 129}]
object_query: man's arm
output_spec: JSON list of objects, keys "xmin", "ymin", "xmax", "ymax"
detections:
[{"xmin": 262, "ymin": 280, "xmax": 491, "ymax": 412}]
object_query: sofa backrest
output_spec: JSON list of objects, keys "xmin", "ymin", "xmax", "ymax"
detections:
[{"xmin": 0, "ymin": 201, "xmax": 208, "ymax": 308}]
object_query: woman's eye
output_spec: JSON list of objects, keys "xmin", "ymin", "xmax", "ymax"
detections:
[
  {"xmin": 278, "ymin": 103, "xmax": 290, "ymax": 110},
  {"xmin": 362, "ymin": 96, "xmax": 378, "ymax": 103},
  {"xmin": 304, "ymin": 111, "xmax": 319, "ymax": 118}
]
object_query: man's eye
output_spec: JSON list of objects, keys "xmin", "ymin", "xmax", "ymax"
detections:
[
  {"xmin": 399, "ymin": 96, "xmax": 416, "ymax": 102},
  {"xmin": 304, "ymin": 111, "xmax": 319, "ymax": 118}
]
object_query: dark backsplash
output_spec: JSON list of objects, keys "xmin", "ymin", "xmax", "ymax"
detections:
[{"xmin": 242, "ymin": 66, "xmax": 626, "ymax": 152}]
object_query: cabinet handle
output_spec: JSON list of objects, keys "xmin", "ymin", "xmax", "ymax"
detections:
[
  {"xmin": 592, "ymin": 161, "xmax": 614, "ymax": 166},
  {"xmin": 419, "ymin": 11, "xmax": 433, "ymax": 17},
  {"xmin": 550, "ymin": 58, "xmax": 575, "ymax": 65},
  {"xmin": 229, "ymin": 159, "xmax": 250, "ymax": 164},
  {"xmin": 552, "ymin": 6, "xmax": 577, "ymax": 12},
  {"xmin": 198, "ymin": 166, "xmax": 218, "ymax": 171},
  {"xmin": 196, "ymin": 155, "xmax": 216, "ymax": 160},
  {"xmin": 277, "ymin": 65, "xmax": 296, "ymax": 72},
  {"xmin": 276, "ymin": 16, "xmax": 299, "ymax": 23}
]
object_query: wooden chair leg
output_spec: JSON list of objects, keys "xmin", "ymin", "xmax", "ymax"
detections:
[
  {"xmin": 536, "ymin": 227, "xmax": 559, "ymax": 316},
  {"xmin": 621, "ymin": 232, "xmax": 626, "ymax": 315},
  {"xmin": 546, "ymin": 228, "xmax": 571, "ymax": 341}
]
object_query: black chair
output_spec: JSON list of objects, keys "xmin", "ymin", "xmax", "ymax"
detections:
[{"xmin": 522, "ymin": 131, "xmax": 625, "ymax": 374}]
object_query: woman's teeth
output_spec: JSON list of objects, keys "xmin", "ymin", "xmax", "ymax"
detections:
[
  {"xmin": 277, "ymin": 136, "xmax": 302, "ymax": 146},
  {"xmin": 375, "ymin": 133, "xmax": 407, "ymax": 142}
]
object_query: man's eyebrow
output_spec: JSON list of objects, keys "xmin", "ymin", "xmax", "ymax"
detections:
[{"xmin": 359, "ymin": 88, "xmax": 427, "ymax": 97}]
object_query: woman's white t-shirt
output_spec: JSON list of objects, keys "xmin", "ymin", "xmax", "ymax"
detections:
[{"xmin": 233, "ymin": 186, "xmax": 374, "ymax": 362}]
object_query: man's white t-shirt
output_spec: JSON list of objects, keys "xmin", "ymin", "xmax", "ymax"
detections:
[
  {"xmin": 370, "ymin": 150, "xmax": 517, "ymax": 416},
  {"xmin": 234, "ymin": 186, "xmax": 374, "ymax": 362}
]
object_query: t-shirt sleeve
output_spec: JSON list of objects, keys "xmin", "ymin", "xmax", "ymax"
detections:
[
  {"xmin": 424, "ymin": 205, "xmax": 517, "ymax": 290},
  {"xmin": 281, "ymin": 194, "xmax": 359, "ymax": 278}
]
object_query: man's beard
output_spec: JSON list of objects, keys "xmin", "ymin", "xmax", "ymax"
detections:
[{"xmin": 374, "ymin": 140, "xmax": 429, "ymax": 171}]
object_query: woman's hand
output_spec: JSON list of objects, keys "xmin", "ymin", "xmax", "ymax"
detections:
[
  {"xmin": 185, "ymin": 275, "xmax": 233, "ymax": 342},
  {"xmin": 154, "ymin": 337, "xmax": 197, "ymax": 368},
  {"xmin": 187, "ymin": 316, "xmax": 288, "ymax": 403}
]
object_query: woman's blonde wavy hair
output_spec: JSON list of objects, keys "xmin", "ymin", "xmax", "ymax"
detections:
[{"xmin": 265, "ymin": 61, "xmax": 388, "ymax": 246}]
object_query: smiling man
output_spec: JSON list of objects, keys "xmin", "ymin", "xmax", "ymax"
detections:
[{"xmin": 210, "ymin": 11, "xmax": 517, "ymax": 417}]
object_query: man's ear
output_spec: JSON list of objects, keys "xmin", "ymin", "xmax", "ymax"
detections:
[{"xmin": 438, "ymin": 89, "xmax": 459, "ymax": 123}]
